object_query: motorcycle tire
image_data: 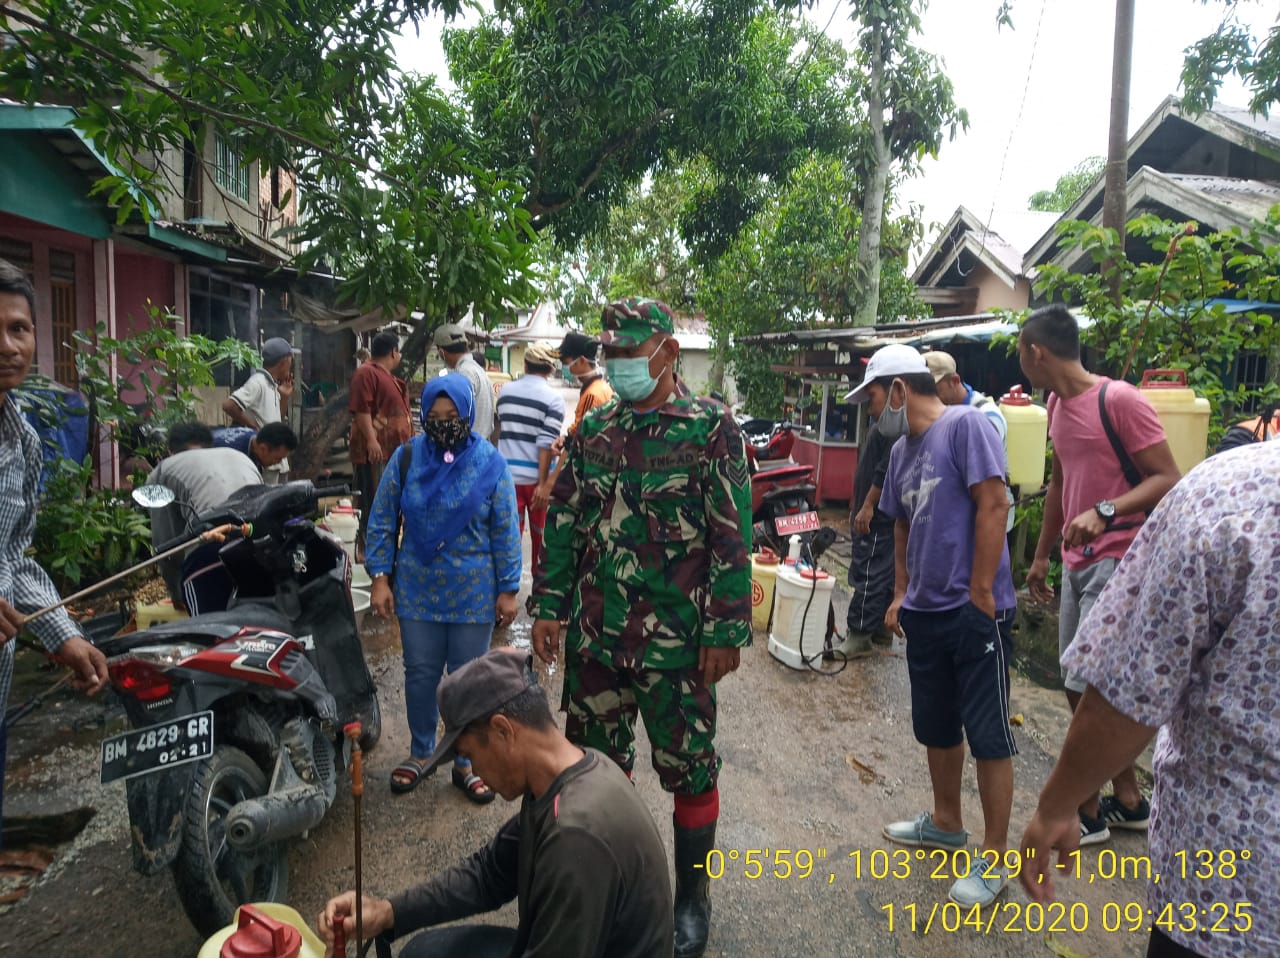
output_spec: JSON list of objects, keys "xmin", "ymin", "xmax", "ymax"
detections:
[{"xmin": 171, "ymin": 745, "xmax": 289, "ymax": 936}]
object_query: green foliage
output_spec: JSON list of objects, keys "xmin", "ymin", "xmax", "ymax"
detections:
[
  {"xmin": 446, "ymin": 5, "xmax": 861, "ymax": 250},
  {"xmin": 702, "ymin": 153, "xmax": 927, "ymax": 414},
  {"xmin": 1034, "ymin": 209, "xmax": 1280, "ymax": 445},
  {"xmin": 30, "ymin": 458, "xmax": 153, "ymax": 592},
  {"xmin": 73, "ymin": 306, "xmax": 260, "ymax": 460},
  {"xmin": 1028, "ymin": 156, "xmax": 1105, "ymax": 212},
  {"xmin": 543, "ymin": 164, "xmax": 709, "ymax": 329},
  {"xmin": 1181, "ymin": 3, "xmax": 1280, "ymax": 117},
  {"xmin": 0, "ymin": 0, "xmax": 537, "ymax": 315}
]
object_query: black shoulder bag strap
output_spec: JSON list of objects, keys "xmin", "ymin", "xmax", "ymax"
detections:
[
  {"xmin": 1097, "ymin": 381, "xmax": 1144, "ymax": 489},
  {"xmin": 1097, "ymin": 381, "xmax": 1150, "ymax": 526},
  {"xmin": 390, "ymin": 439, "xmax": 413, "ymax": 583}
]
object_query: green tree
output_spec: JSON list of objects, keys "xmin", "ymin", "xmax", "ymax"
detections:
[
  {"xmin": 445, "ymin": 4, "xmax": 860, "ymax": 250},
  {"xmin": 1034, "ymin": 210, "xmax": 1280, "ymax": 444},
  {"xmin": 704, "ymin": 153, "xmax": 926, "ymax": 414},
  {"xmin": 847, "ymin": 0, "xmax": 968, "ymax": 328},
  {"xmin": 1028, "ymin": 156, "xmax": 1105, "ymax": 211},
  {"xmin": 0, "ymin": 0, "xmax": 536, "ymax": 318},
  {"xmin": 1181, "ymin": 1, "xmax": 1280, "ymax": 116}
]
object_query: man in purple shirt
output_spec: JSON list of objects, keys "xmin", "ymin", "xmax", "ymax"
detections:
[{"xmin": 847, "ymin": 344, "xmax": 1016, "ymax": 908}]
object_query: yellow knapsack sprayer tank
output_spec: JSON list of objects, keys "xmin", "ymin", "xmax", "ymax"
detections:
[
  {"xmin": 1138, "ymin": 369, "xmax": 1210, "ymax": 475},
  {"xmin": 998, "ymin": 385, "xmax": 1049, "ymax": 490}
]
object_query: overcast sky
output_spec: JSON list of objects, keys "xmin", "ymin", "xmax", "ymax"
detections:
[{"xmin": 395, "ymin": 1, "xmax": 1274, "ymax": 255}]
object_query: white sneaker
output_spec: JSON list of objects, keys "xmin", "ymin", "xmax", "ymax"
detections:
[{"xmin": 948, "ymin": 854, "xmax": 1007, "ymax": 907}]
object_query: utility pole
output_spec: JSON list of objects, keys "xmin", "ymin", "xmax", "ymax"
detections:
[{"xmin": 1102, "ymin": 0, "xmax": 1135, "ymax": 305}]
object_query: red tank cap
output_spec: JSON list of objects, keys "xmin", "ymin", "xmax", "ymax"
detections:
[
  {"xmin": 1000, "ymin": 385, "xmax": 1032, "ymax": 406},
  {"xmin": 220, "ymin": 905, "xmax": 302, "ymax": 958}
]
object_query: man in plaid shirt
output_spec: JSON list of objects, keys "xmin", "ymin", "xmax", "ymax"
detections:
[{"xmin": 0, "ymin": 260, "xmax": 109, "ymax": 845}]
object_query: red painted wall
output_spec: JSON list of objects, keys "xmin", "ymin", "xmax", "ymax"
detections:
[{"xmin": 114, "ymin": 250, "xmax": 176, "ymax": 335}]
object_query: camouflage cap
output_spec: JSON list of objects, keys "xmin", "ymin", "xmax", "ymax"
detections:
[{"xmin": 600, "ymin": 297, "xmax": 675, "ymax": 348}]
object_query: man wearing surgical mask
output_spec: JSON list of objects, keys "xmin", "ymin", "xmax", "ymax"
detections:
[
  {"xmin": 530, "ymin": 298, "xmax": 752, "ymax": 958},
  {"xmin": 848, "ymin": 343, "xmax": 1017, "ymax": 910}
]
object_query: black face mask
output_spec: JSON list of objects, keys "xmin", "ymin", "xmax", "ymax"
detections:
[{"xmin": 424, "ymin": 417, "xmax": 471, "ymax": 451}]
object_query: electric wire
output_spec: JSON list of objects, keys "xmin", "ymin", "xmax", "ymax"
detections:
[{"xmin": 957, "ymin": 0, "xmax": 1049, "ymax": 280}]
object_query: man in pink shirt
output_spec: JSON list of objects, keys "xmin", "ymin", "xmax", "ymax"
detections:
[{"xmin": 1018, "ymin": 305, "xmax": 1180, "ymax": 846}]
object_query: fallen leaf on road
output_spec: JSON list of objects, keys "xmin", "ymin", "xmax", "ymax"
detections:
[
  {"xmin": 1010, "ymin": 713, "xmax": 1024, "ymax": 726},
  {"xmin": 1046, "ymin": 933, "xmax": 1090, "ymax": 958},
  {"xmin": 844, "ymin": 754, "xmax": 881, "ymax": 785}
]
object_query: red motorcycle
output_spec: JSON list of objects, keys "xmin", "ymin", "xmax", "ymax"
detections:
[{"xmin": 749, "ymin": 456, "xmax": 819, "ymax": 555}]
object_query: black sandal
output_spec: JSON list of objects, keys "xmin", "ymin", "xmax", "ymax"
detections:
[
  {"xmin": 390, "ymin": 757, "xmax": 432, "ymax": 794},
  {"xmin": 452, "ymin": 766, "xmax": 495, "ymax": 805}
]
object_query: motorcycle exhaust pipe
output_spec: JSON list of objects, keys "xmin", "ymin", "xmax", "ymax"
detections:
[{"xmin": 224, "ymin": 785, "xmax": 328, "ymax": 850}]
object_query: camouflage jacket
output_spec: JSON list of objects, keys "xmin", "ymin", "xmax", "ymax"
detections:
[{"xmin": 531, "ymin": 377, "xmax": 752, "ymax": 670}]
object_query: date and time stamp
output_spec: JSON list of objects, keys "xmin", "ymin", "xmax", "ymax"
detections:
[{"xmin": 694, "ymin": 847, "xmax": 1255, "ymax": 936}]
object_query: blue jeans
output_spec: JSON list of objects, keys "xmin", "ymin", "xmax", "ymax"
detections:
[{"xmin": 400, "ymin": 619, "xmax": 494, "ymax": 759}]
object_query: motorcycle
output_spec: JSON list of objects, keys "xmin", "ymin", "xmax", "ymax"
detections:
[
  {"xmin": 744, "ymin": 420, "xmax": 797, "ymax": 465},
  {"xmin": 749, "ymin": 452, "xmax": 820, "ymax": 557},
  {"xmin": 97, "ymin": 480, "xmax": 380, "ymax": 936}
]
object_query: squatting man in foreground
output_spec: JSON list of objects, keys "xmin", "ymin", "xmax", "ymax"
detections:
[{"xmin": 317, "ymin": 650, "xmax": 673, "ymax": 957}]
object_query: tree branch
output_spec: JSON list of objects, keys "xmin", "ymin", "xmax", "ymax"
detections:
[
  {"xmin": 3, "ymin": 4, "xmax": 414, "ymax": 194},
  {"xmin": 524, "ymin": 108, "xmax": 674, "ymax": 220}
]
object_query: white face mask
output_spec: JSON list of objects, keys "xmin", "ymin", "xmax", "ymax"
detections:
[{"xmin": 875, "ymin": 381, "xmax": 908, "ymax": 439}]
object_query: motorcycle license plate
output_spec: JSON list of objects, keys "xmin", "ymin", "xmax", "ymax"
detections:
[
  {"xmin": 99, "ymin": 711, "xmax": 215, "ymax": 785},
  {"xmin": 774, "ymin": 511, "xmax": 820, "ymax": 535}
]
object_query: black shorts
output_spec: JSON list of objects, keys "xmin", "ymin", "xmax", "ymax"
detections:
[{"xmin": 900, "ymin": 603, "xmax": 1017, "ymax": 760}]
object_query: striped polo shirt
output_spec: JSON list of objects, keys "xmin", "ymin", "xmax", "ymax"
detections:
[{"xmin": 496, "ymin": 373, "xmax": 566, "ymax": 483}]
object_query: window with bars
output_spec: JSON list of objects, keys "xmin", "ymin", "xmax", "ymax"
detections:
[
  {"xmin": 48, "ymin": 250, "xmax": 78, "ymax": 387},
  {"xmin": 214, "ymin": 132, "xmax": 251, "ymax": 203}
]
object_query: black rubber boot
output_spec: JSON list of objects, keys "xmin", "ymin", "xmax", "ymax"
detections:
[{"xmin": 673, "ymin": 819, "xmax": 716, "ymax": 958}]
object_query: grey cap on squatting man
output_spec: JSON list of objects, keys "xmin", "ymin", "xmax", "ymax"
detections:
[{"xmin": 261, "ymin": 337, "xmax": 294, "ymax": 366}]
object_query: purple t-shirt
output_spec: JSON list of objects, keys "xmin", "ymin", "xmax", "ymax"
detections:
[{"xmin": 879, "ymin": 405, "xmax": 1016, "ymax": 612}]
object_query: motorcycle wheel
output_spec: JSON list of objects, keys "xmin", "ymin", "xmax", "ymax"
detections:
[{"xmin": 171, "ymin": 745, "xmax": 289, "ymax": 936}]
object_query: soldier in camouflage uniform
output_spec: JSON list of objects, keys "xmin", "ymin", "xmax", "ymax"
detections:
[{"xmin": 530, "ymin": 297, "xmax": 752, "ymax": 958}]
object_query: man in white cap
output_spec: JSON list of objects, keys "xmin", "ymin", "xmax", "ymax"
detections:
[
  {"xmin": 222, "ymin": 336, "xmax": 294, "ymax": 483},
  {"xmin": 847, "ymin": 343, "xmax": 1017, "ymax": 908},
  {"xmin": 496, "ymin": 343, "xmax": 565, "ymax": 579},
  {"xmin": 434, "ymin": 323, "xmax": 494, "ymax": 439}
]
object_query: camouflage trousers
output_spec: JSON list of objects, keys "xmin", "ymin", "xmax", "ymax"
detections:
[{"xmin": 563, "ymin": 650, "xmax": 719, "ymax": 796}]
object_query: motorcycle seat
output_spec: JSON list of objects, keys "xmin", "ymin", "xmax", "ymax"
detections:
[
  {"xmin": 109, "ymin": 604, "xmax": 297, "ymax": 652},
  {"xmin": 752, "ymin": 458, "xmax": 801, "ymax": 475}
]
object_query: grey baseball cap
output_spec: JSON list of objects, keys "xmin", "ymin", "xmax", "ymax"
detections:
[
  {"xmin": 433, "ymin": 323, "xmax": 469, "ymax": 349},
  {"xmin": 261, "ymin": 337, "xmax": 293, "ymax": 366},
  {"xmin": 424, "ymin": 650, "xmax": 541, "ymax": 773}
]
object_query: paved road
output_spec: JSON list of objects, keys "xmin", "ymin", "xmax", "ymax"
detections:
[{"xmin": 2, "ymin": 538, "xmax": 1153, "ymax": 957}]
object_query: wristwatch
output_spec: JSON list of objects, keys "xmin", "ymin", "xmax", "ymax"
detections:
[{"xmin": 1094, "ymin": 500, "xmax": 1117, "ymax": 525}]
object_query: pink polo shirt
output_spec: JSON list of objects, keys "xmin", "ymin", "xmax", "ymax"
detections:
[{"xmin": 1047, "ymin": 378, "xmax": 1167, "ymax": 570}]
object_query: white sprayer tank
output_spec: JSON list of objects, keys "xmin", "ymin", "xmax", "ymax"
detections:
[{"xmin": 767, "ymin": 564, "xmax": 836, "ymax": 670}]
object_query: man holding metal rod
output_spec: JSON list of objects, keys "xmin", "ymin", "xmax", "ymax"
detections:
[{"xmin": 0, "ymin": 259, "xmax": 109, "ymax": 845}]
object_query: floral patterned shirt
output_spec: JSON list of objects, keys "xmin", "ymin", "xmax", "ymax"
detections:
[{"xmin": 1064, "ymin": 441, "xmax": 1279, "ymax": 958}]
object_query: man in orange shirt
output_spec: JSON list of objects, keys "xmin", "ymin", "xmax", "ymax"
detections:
[
  {"xmin": 349, "ymin": 330, "xmax": 413, "ymax": 556},
  {"xmin": 558, "ymin": 331, "xmax": 614, "ymax": 433},
  {"xmin": 550, "ymin": 332, "xmax": 614, "ymax": 490}
]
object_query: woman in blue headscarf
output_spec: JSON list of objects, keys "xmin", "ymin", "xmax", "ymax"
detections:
[{"xmin": 366, "ymin": 372, "xmax": 521, "ymax": 800}]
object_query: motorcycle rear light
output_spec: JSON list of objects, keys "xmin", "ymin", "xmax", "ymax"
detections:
[{"xmin": 108, "ymin": 658, "xmax": 173, "ymax": 703}]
